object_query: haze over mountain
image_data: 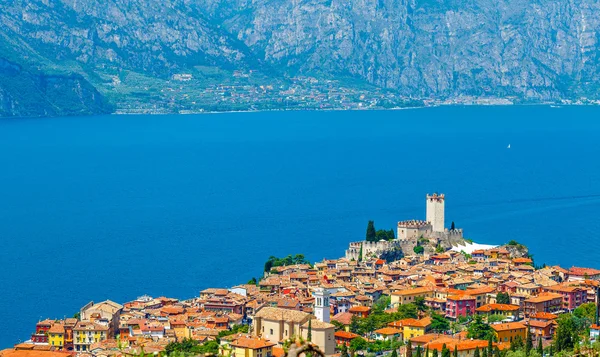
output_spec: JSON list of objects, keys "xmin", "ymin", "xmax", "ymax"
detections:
[{"xmin": 2, "ymin": 0, "xmax": 600, "ymax": 117}]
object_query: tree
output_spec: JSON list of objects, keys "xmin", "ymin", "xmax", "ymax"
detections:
[
  {"xmin": 247, "ymin": 277, "xmax": 257, "ymax": 285},
  {"xmin": 349, "ymin": 337, "xmax": 367, "ymax": 353},
  {"xmin": 415, "ymin": 346, "xmax": 422, "ymax": 357},
  {"xmin": 467, "ymin": 315, "xmax": 494, "ymax": 340},
  {"xmin": 366, "ymin": 221, "xmax": 377, "ymax": 242},
  {"xmin": 391, "ymin": 348, "xmax": 398, "ymax": 357},
  {"xmin": 554, "ymin": 314, "xmax": 578, "ymax": 352},
  {"xmin": 536, "ymin": 338, "xmax": 543, "ymax": 356},
  {"xmin": 525, "ymin": 325, "xmax": 533, "ymax": 356},
  {"xmin": 573, "ymin": 302, "xmax": 596, "ymax": 322},
  {"xmin": 511, "ymin": 336, "xmax": 524, "ymax": 352},
  {"xmin": 430, "ymin": 312, "xmax": 450, "ymax": 333},
  {"xmin": 488, "ymin": 335, "xmax": 494, "ymax": 357},
  {"xmin": 496, "ymin": 292, "xmax": 510, "ymax": 305},
  {"xmin": 406, "ymin": 340, "xmax": 413, "ymax": 357},
  {"xmin": 441, "ymin": 344, "xmax": 450, "ymax": 357},
  {"xmin": 414, "ymin": 296, "xmax": 427, "ymax": 312},
  {"xmin": 453, "ymin": 346, "xmax": 458, "ymax": 357},
  {"xmin": 331, "ymin": 320, "xmax": 345, "ymax": 331},
  {"xmin": 397, "ymin": 303, "xmax": 418, "ymax": 319},
  {"xmin": 431, "ymin": 348, "xmax": 438, "ymax": 357},
  {"xmin": 413, "ymin": 246, "xmax": 425, "ymax": 255},
  {"xmin": 73, "ymin": 312, "xmax": 80, "ymax": 320},
  {"xmin": 340, "ymin": 344, "xmax": 350, "ymax": 357},
  {"xmin": 358, "ymin": 244, "xmax": 363, "ymax": 262},
  {"xmin": 425, "ymin": 346, "xmax": 429, "ymax": 357},
  {"xmin": 308, "ymin": 318, "xmax": 312, "ymax": 342},
  {"xmin": 451, "ymin": 221, "xmax": 455, "ymax": 230},
  {"xmin": 474, "ymin": 347, "xmax": 480, "ymax": 357}
]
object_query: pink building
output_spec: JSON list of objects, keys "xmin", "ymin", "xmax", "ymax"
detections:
[
  {"xmin": 446, "ymin": 295, "xmax": 476, "ymax": 319},
  {"xmin": 544, "ymin": 285, "xmax": 587, "ymax": 311}
]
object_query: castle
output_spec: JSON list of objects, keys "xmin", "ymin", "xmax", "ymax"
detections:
[{"xmin": 345, "ymin": 193, "xmax": 464, "ymax": 260}]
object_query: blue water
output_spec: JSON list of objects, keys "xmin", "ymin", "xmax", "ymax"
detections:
[{"xmin": 1, "ymin": 106, "xmax": 600, "ymax": 347}]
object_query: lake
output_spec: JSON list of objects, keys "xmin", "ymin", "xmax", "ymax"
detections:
[{"xmin": 1, "ymin": 106, "xmax": 599, "ymax": 347}]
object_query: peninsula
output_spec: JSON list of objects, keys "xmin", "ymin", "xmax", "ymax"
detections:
[{"xmin": 6, "ymin": 194, "xmax": 600, "ymax": 357}]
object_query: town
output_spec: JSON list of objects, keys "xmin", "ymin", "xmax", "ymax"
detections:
[{"xmin": 4, "ymin": 194, "xmax": 600, "ymax": 357}]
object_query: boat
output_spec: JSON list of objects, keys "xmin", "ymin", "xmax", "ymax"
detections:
[{"xmin": 507, "ymin": 144, "xmax": 511, "ymax": 149}]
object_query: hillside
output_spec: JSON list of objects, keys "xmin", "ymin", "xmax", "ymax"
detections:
[{"xmin": 2, "ymin": 0, "xmax": 600, "ymax": 116}]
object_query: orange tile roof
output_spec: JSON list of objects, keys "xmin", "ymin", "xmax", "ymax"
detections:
[
  {"xmin": 524, "ymin": 292, "xmax": 562, "ymax": 303},
  {"xmin": 447, "ymin": 295, "xmax": 475, "ymax": 301},
  {"xmin": 334, "ymin": 331, "xmax": 360, "ymax": 339},
  {"xmin": 231, "ymin": 337, "xmax": 276, "ymax": 350},
  {"xmin": 374, "ymin": 327, "xmax": 402, "ymax": 335},
  {"xmin": 530, "ymin": 312, "xmax": 558, "ymax": 320},
  {"xmin": 391, "ymin": 287, "xmax": 433, "ymax": 296},
  {"xmin": 272, "ymin": 347, "xmax": 285, "ymax": 357},
  {"xmin": 0, "ymin": 350, "xmax": 71, "ymax": 357},
  {"xmin": 348, "ymin": 306, "xmax": 371, "ymax": 312},
  {"xmin": 476, "ymin": 304, "xmax": 520, "ymax": 312},
  {"xmin": 491, "ymin": 322, "xmax": 527, "ymax": 331}
]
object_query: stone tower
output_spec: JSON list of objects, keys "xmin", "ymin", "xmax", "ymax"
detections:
[
  {"xmin": 313, "ymin": 287, "xmax": 330, "ymax": 323},
  {"xmin": 426, "ymin": 193, "xmax": 445, "ymax": 233}
]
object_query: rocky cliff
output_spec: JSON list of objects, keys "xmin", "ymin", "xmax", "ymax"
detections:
[{"xmin": 2, "ymin": 0, "xmax": 600, "ymax": 116}]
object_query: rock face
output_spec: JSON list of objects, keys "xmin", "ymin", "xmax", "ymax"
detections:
[{"xmin": 2, "ymin": 0, "xmax": 600, "ymax": 116}]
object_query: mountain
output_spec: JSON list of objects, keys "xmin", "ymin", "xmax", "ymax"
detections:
[{"xmin": 2, "ymin": 0, "xmax": 600, "ymax": 117}]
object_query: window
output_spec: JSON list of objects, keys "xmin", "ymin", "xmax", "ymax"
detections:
[{"xmin": 270, "ymin": 329, "xmax": 273, "ymax": 335}]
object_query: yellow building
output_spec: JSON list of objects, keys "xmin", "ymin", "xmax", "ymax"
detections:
[
  {"xmin": 48, "ymin": 323, "xmax": 65, "ymax": 350},
  {"xmin": 475, "ymin": 304, "xmax": 520, "ymax": 320},
  {"xmin": 394, "ymin": 317, "xmax": 431, "ymax": 341},
  {"xmin": 390, "ymin": 287, "xmax": 433, "ymax": 307},
  {"xmin": 492, "ymin": 322, "xmax": 527, "ymax": 343},
  {"xmin": 229, "ymin": 337, "xmax": 276, "ymax": 357},
  {"xmin": 73, "ymin": 321, "xmax": 108, "ymax": 352}
]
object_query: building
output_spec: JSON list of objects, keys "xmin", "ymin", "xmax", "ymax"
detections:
[
  {"xmin": 80, "ymin": 300, "xmax": 123, "ymax": 338},
  {"xmin": 253, "ymin": 307, "xmax": 334, "ymax": 355},
  {"xmin": 313, "ymin": 288, "xmax": 330, "ymax": 323},
  {"xmin": 391, "ymin": 287, "xmax": 434, "ymax": 307},
  {"xmin": 590, "ymin": 324, "xmax": 600, "ymax": 341},
  {"xmin": 446, "ymin": 295, "xmax": 475, "ymax": 319},
  {"xmin": 544, "ymin": 285, "xmax": 587, "ymax": 310},
  {"xmin": 373, "ymin": 327, "xmax": 402, "ymax": 341},
  {"xmin": 73, "ymin": 321, "xmax": 108, "ymax": 352},
  {"xmin": 426, "ymin": 193, "xmax": 445, "ymax": 233},
  {"xmin": 568, "ymin": 267, "xmax": 600, "ymax": 281},
  {"xmin": 399, "ymin": 318, "xmax": 431, "ymax": 340},
  {"xmin": 334, "ymin": 331, "xmax": 360, "ymax": 346},
  {"xmin": 424, "ymin": 339, "xmax": 506, "ymax": 357},
  {"xmin": 475, "ymin": 304, "xmax": 520, "ymax": 320},
  {"xmin": 397, "ymin": 220, "xmax": 432, "ymax": 241},
  {"xmin": 348, "ymin": 306, "xmax": 371, "ymax": 318},
  {"xmin": 523, "ymin": 293, "xmax": 563, "ymax": 316},
  {"xmin": 47, "ymin": 323, "xmax": 65, "ymax": 350},
  {"xmin": 492, "ymin": 322, "xmax": 527, "ymax": 343},
  {"xmin": 229, "ymin": 336, "xmax": 276, "ymax": 357},
  {"xmin": 31, "ymin": 320, "xmax": 53, "ymax": 344}
]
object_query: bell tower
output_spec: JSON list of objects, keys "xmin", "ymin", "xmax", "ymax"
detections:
[
  {"xmin": 426, "ymin": 193, "xmax": 445, "ymax": 233},
  {"xmin": 313, "ymin": 287, "xmax": 330, "ymax": 323}
]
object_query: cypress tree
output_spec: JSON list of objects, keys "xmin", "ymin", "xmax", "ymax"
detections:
[
  {"xmin": 415, "ymin": 346, "xmax": 422, "ymax": 357},
  {"xmin": 525, "ymin": 325, "xmax": 533, "ymax": 356},
  {"xmin": 340, "ymin": 344, "xmax": 350, "ymax": 357},
  {"xmin": 425, "ymin": 346, "xmax": 429, "ymax": 357},
  {"xmin": 366, "ymin": 221, "xmax": 376, "ymax": 242},
  {"xmin": 441, "ymin": 344, "xmax": 450, "ymax": 357},
  {"xmin": 307, "ymin": 319, "xmax": 312, "ymax": 342},
  {"xmin": 536, "ymin": 338, "xmax": 543, "ymax": 356},
  {"xmin": 358, "ymin": 244, "xmax": 363, "ymax": 262},
  {"xmin": 391, "ymin": 349, "xmax": 398, "ymax": 357},
  {"xmin": 451, "ymin": 221, "xmax": 455, "ymax": 230},
  {"xmin": 453, "ymin": 346, "xmax": 458, "ymax": 357},
  {"xmin": 487, "ymin": 335, "xmax": 493, "ymax": 357},
  {"xmin": 406, "ymin": 340, "xmax": 413, "ymax": 357},
  {"xmin": 431, "ymin": 348, "xmax": 439, "ymax": 357},
  {"xmin": 474, "ymin": 347, "xmax": 480, "ymax": 357}
]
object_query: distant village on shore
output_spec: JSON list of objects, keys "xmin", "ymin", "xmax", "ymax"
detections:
[{"xmin": 5, "ymin": 194, "xmax": 600, "ymax": 357}]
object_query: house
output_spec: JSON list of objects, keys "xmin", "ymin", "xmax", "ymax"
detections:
[
  {"xmin": 334, "ymin": 331, "xmax": 360, "ymax": 346},
  {"xmin": 446, "ymin": 295, "xmax": 475, "ymax": 319},
  {"xmin": 391, "ymin": 287, "xmax": 433, "ymax": 307},
  {"xmin": 228, "ymin": 336, "xmax": 276, "ymax": 357},
  {"xmin": 348, "ymin": 306, "xmax": 371, "ymax": 318},
  {"xmin": 492, "ymin": 322, "xmax": 527, "ymax": 343},
  {"xmin": 475, "ymin": 304, "xmax": 520, "ymax": 320},
  {"xmin": 568, "ymin": 267, "xmax": 600, "ymax": 281},
  {"xmin": 47, "ymin": 323, "xmax": 65, "ymax": 350},
  {"xmin": 400, "ymin": 318, "xmax": 431, "ymax": 341},
  {"xmin": 331, "ymin": 312, "xmax": 353, "ymax": 332},
  {"xmin": 590, "ymin": 324, "xmax": 600, "ymax": 341},
  {"xmin": 73, "ymin": 321, "xmax": 108, "ymax": 352},
  {"xmin": 373, "ymin": 327, "xmax": 402, "ymax": 341},
  {"xmin": 523, "ymin": 293, "xmax": 563, "ymax": 316},
  {"xmin": 31, "ymin": 320, "xmax": 54, "ymax": 344},
  {"xmin": 544, "ymin": 285, "xmax": 587, "ymax": 310},
  {"xmin": 527, "ymin": 319, "xmax": 556, "ymax": 340},
  {"xmin": 424, "ymin": 339, "xmax": 507, "ymax": 357}
]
